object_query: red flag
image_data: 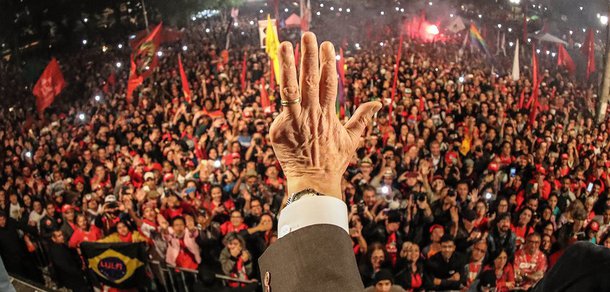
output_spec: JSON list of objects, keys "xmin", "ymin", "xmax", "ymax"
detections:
[
  {"xmin": 528, "ymin": 97, "xmax": 539, "ymax": 125},
  {"xmin": 128, "ymin": 25, "xmax": 183, "ymax": 49},
  {"xmin": 107, "ymin": 72, "xmax": 116, "ymax": 87},
  {"xmin": 178, "ymin": 54, "xmax": 192, "ymax": 103},
  {"xmin": 260, "ymin": 78, "xmax": 273, "ymax": 113},
  {"xmin": 102, "ymin": 71, "xmax": 116, "ymax": 94},
  {"xmin": 126, "ymin": 58, "xmax": 143, "ymax": 102},
  {"xmin": 532, "ymin": 44, "xmax": 538, "ymax": 90},
  {"xmin": 127, "ymin": 23, "xmax": 163, "ymax": 101},
  {"xmin": 240, "ymin": 52, "xmax": 247, "ymax": 90},
  {"xmin": 557, "ymin": 44, "xmax": 576, "ymax": 74},
  {"xmin": 581, "ymin": 28, "xmax": 596, "ymax": 80},
  {"xmin": 389, "ymin": 34, "xmax": 404, "ymax": 123},
  {"xmin": 518, "ymin": 89, "xmax": 526, "ymax": 109},
  {"xmin": 33, "ymin": 58, "xmax": 65, "ymax": 116}
]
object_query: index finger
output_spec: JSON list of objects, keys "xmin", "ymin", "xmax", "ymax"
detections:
[{"xmin": 278, "ymin": 42, "xmax": 300, "ymax": 117}]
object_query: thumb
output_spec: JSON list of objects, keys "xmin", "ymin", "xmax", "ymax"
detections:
[{"xmin": 345, "ymin": 101, "xmax": 382, "ymax": 141}]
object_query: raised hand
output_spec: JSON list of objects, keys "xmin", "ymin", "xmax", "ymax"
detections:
[{"xmin": 269, "ymin": 32, "xmax": 382, "ymax": 199}]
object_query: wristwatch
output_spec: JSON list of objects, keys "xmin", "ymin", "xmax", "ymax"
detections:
[{"xmin": 285, "ymin": 188, "xmax": 321, "ymax": 207}]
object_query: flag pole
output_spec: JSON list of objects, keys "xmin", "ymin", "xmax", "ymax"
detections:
[
  {"xmin": 597, "ymin": 2, "xmax": 610, "ymax": 123},
  {"xmin": 140, "ymin": 0, "xmax": 150, "ymax": 32}
]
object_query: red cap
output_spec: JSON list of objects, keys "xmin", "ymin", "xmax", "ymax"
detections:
[
  {"xmin": 163, "ymin": 173, "xmax": 175, "ymax": 182},
  {"xmin": 488, "ymin": 162, "xmax": 500, "ymax": 172},
  {"xmin": 589, "ymin": 221, "xmax": 600, "ymax": 232},
  {"xmin": 561, "ymin": 153, "xmax": 569, "ymax": 160},
  {"xmin": 429, "ymin": 224, "xmax": 445, "ymax": 233},
  {"xmin": 61, "ymin": 204, "xmax": 73, "ymax": 213},
  {"xmin": 73, "ymin": 176, "xmax": 85, "ymax": 185},
  {"xmin": 537, "ymin": 165, "xmax": 547, "ymax": 175},
  {"xmin": 151, "ymin": 163, "xmax": 163, "ymax": 172}
]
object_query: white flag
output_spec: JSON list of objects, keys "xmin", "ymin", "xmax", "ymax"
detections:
[
  {"xmin": 511, "ymin": 39, "xmax": 520, "ymax": 81},
  {"xmin": 446, "ymin": 17, "xmax": 466, "ymax": 34},
  {"xmin": 501, "ymin": 33, "xmax": 506, "ymax": 56}
]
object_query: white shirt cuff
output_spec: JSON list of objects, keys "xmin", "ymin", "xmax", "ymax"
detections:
[{"xmin": 277, "ymin": 195, "xmax": 349, "ymax": 238}]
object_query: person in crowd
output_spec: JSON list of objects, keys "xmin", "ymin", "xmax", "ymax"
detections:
[
  {"xmin": 363, "ymin": 210, "xmax": 405, "ymax": 266},
  {"xmin": 97, "ymin": 220, "xmax": 147, "ymax": 243},
  {"xmin": 422, "ymin": 224, "xmax": 444, "ymax": 259},
  {"xmin": 160, "ymin": 215, "xmax": 201, "ymax": 269},
  {"xmin": 424, "ymin": 235, "xmax": 465, "ymax": 291},
  {"xmin": 483, "ymin": 248, "xmax": 515, "ymax": 292},
  {"xmin": 394, "ymin": 242, "xmax": 424, "ymax": 291},
  {"xmin": 219, "ymin": 232, "xmax": 254, "ymax": 289},
  {"xmin": 463, "ymin": 240, "xmax": 488, "ymax": 290},
  {"xmin": 60, "ymin": 204, "xmax": 77, "ymax": 240},
  {"xmin": 69, "ymin": 213, "xmax": 100, "ymax": 248},
  {"xmin": 486, "ymin": 213, "xmax": 516, "ymax": 260},
  {"xmin": 27, "ymin": 199, "xmax": 46, "ymax": 232},
  {"xmin": 514, "ymin": 233, "xmax": 547, "ymax": 289},
  {"xmin": 220, "ymin": 209, "xmax": 248, "ymax": 236},
  {"xmin": 511, "ymin": 207, "xmax": 535, "ymax": 249},
  {"xmin": 0, "ymin": 211, "xmax": 42, "ymax": 283},
  {"xmin": 47, "ymin": 230, "xmax": 90, "ymax": 292},
  {"xmin": 360, "ymin": 243, "xmax": 391, "ymax": 287},
  {"xmin": 365, "ymin": 269, "xmax": 406, "ymax": 292},
  {"xmin": 40, "ymin": 202, "xmax": 62, "ymax": 239}
]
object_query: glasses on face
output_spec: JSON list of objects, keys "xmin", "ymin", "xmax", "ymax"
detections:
[
  {"xmin": 231, "ymin": 216, "xmax": 242, "ymax": 219},
  {"xmin": 527, "ymin": 240, "xmax": 541, "ymax": 245}
]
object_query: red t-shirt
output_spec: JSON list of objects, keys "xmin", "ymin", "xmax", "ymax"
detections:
[{"xmin": 175, "ymin": 238, "xmax": 198, "ymax": 270}]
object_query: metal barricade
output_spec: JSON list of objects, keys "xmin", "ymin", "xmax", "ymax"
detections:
[
  {"xmin": 149, "ymin": 260, "xmax": 258, "ymax": 292},
  {"xmin": 25, "ymin": 241, "xmax": 260, "ymax": 292}
]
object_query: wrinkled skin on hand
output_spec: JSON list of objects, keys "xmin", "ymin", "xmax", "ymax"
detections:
[{"xmin": 269, "ymin": 32, "xmax": 381, "ymax": 199}]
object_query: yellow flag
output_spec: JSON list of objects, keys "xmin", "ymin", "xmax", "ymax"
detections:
[
  {"xmin": 459, "ymin": 135, "xmax": 472, "ymax": 156},
  {"xmin": 265, "ymin": 15, "xmax": 281, "ymax": 84}
]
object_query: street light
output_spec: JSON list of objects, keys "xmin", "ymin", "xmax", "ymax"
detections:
[
  {"xmin": 509, "ymin": 0, "xmax": 520, "ymax": 4},
  {"xmin": 602, "ymin": 16, "xmax": 609, "ymax": 26}
]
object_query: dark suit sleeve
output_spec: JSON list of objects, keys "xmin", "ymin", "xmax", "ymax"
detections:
[
  {"xmin": 258, "ymin": 224, "xmax": 364, "ymax": 292},
  {"xmin": 532, "ymin": 242, "xmax": 610, "ymax": 292}
]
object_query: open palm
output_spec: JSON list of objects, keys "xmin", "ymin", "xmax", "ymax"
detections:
[{"xmin": 269, "ymin": 32, "xmax": 381, "ymax": 199}]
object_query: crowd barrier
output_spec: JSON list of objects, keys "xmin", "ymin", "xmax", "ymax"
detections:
[
  {"xmin": 149, "ymin": 260, "xmax": 258, "ymax": 292},
  {"xmin": 27, "ymin": 238, "xmax": 259, "ymax": 292},
  {"xmin": 9, "ymin": 274, "xmax": 55, "ymax": 292}
]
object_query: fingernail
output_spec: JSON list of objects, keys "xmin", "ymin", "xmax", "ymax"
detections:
[{"xmin": 372, "ymin": 102, "xmax": 382, "ymax": 114}]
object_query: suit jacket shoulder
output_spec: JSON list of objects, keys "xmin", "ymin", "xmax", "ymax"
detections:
[
  {"xmin": 259, "ymin": 224, "xmax": 363, "ymax": 292},
  {"xmin": 532, "ymin": 242, "xmax": 610, "ymax": 292}
]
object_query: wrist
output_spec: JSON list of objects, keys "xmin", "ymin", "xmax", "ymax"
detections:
[{"xmin": 286, "ymin": 175, "xmax": 342, "ymax": 199}]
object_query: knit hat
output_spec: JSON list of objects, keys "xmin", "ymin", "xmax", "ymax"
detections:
[{"xmin": 373, "ymin": 269, "xmax": 394, "ymax": 285}]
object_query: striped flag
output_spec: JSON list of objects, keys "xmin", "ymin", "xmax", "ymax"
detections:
[{"xmin": 469, "ymin": 23, "xmax": 491, "ymax": 57}]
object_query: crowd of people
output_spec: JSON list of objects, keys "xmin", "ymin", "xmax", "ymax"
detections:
[{"xmin": 0, "ymin": 9, "xmax": 609, "ymax": 292}]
